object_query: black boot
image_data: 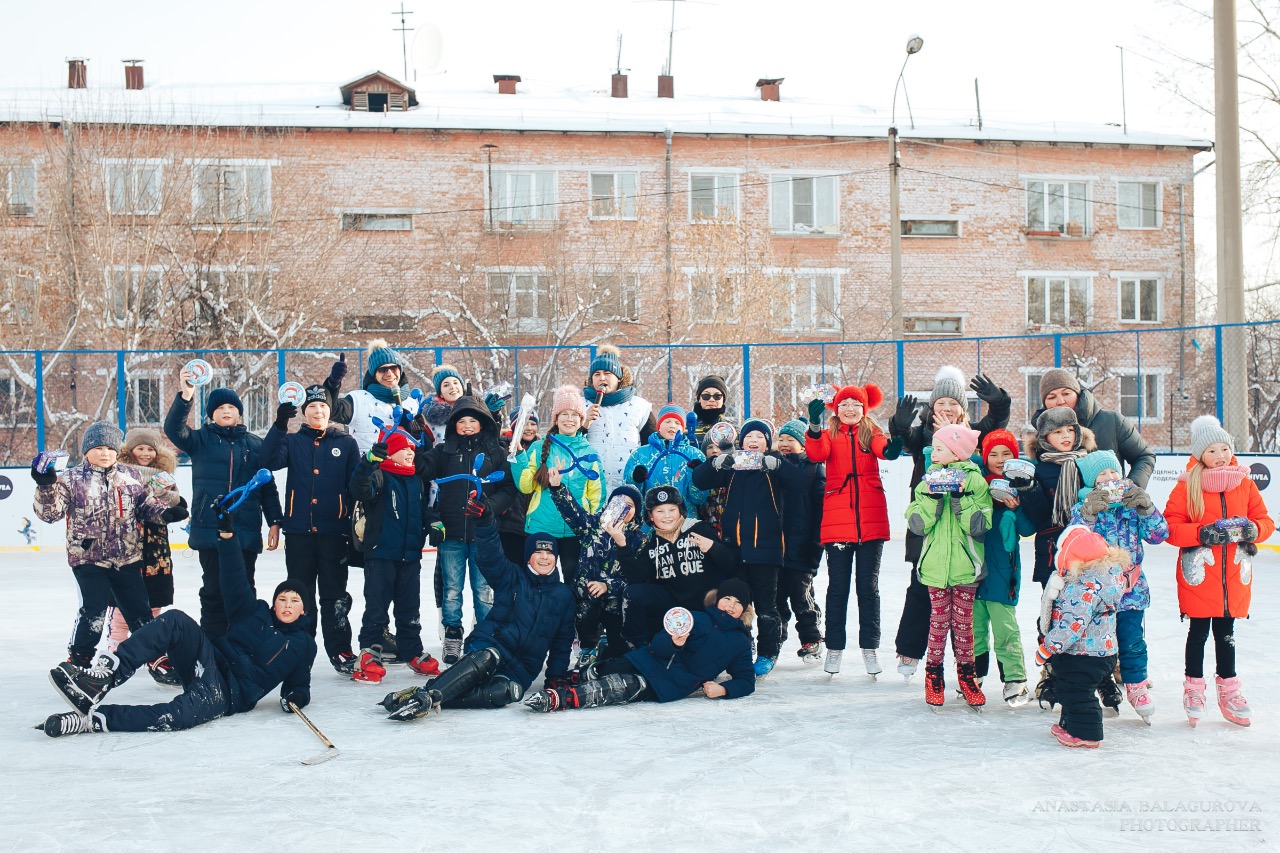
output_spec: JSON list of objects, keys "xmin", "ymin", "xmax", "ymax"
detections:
[
  {"xmin": 1098, "ymin": 671, "xmax": 1123, "ymax": 715},
  {"xmin": 384, "ymin": 648, "xmax": 499, "ymax": 720},
  {"xmin": 1035, "ymin": 663, "xmax": 1058, "ymax": 710}
]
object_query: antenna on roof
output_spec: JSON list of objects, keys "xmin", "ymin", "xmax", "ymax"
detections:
[
  {"xmin": 392, "ymin": 3, "xmax": 415, "ymax": 83},
  {"xmin": 616, "ymin": 32, "xmax": 624, "ymax": 75},
  {"xmin": 974, "ymin": 78, "xmax": 983, "ymax": 131}
]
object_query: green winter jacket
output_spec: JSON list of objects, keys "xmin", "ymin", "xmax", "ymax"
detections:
[{"xmin": 905, "ymin": 460, "xmax": 993, "ymax": 589}]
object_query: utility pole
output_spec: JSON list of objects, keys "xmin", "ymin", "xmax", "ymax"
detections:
[
  {"xmin": 392, "ymin": 4, "xmax": 414, "ymax": 83},
  {"xmin": 1214, "ymin": 0, "xmax": 1249, "ymax": 446},
  {"xmin": 889, "ymin": 127, "xmax": 903, "ymax": 341}
]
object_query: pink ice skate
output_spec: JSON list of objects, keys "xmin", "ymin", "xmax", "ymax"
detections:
[
  {"xmin": 1182, "ymin": 676, "xmax": 1207, "ymax": 727},
  {"xmin": 1215, "ymin": 676, "xmax": 1252, "ymax": 727},
  {"xmin": 1050, "ymin": 723, "xmax": 1100, "ymax": 749},
  {"xmin": 1124, "ymin": 680, "xmax": 1155, "ymax": 726}
]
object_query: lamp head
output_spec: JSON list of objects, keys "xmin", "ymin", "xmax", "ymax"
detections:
[{"xmin": 906, "ymin": 35, "xmax": 924, "ymax": 55}]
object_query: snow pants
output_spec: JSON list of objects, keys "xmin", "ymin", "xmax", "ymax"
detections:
[
  {"xmin": 98, "ymin": 610, "xmax": 230, "ymax": 732},
  {"xmin": 973, "ymin": 599, "xmax": 1026, "ymax": 683},
  {"xmin": 742, "ymin": 562, "xmax": 782, "ymax": 659},
  {"xmin": 359, "ymin": 558, "xmax": 423, "ymax": 661},
  {"xmin": 197, "ymin": 547, "xmax": 258, "ymax": 640},
  {"xmin": 1115, "ymin": 608, "xmax": 1148, "ymax": 684},
  {"xmin": 284, "ymin": 532, "xmax": 352, "ymax": 659},
  {"xmin": 1052, "ymin": 653, "xmax": 1115, "ymax": 742},
  {"xmin": 776, "ymin": 570, "xmax": 822, "ymax": 646},
  {"xmin": 824, "ymin": 541, "xmax": 883, "ymax": 651},
  {"xmin": 69, "ymin": 562, "xmax": 152, "ymax": 665}
]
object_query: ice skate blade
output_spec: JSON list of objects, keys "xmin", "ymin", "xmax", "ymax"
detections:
[
  {"xmin": 302, "ymin": 746, "xmax": 340, "ymax": 765},
  {"xmin": 1139, "ymin": 715, "xmax": 1153, "ymax": 726},
  {"xmin": 1005, "ymin": 696, "xmax": 1031, "ymax": 709}
]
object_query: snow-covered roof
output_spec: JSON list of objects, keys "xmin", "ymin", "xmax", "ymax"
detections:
[{"xmin": 0, "ymin": 78, "xmax": 1213, "ymax": 149}]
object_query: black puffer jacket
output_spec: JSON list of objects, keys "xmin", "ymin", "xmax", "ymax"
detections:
[
  {"xmin": 260, "ymin": 423, "xmax": 359, "ymax": 537},
  {"xmin": 1031, "ymin": 387, "xmax": 1155, "ymax": 488},
  {"xmin": 417, "ymin": 396, "xmax": 516, "ymax": 543}
]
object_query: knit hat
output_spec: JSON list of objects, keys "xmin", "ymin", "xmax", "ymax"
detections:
[
  {"xmin": 272, "ymin": 579, "xmax": 307, "ymax": 612},
  {"xmin": 644, "ymin": 485, "xmax": 686, "ymax": 516},
  {"xmin": 301, "ymin": 384, "xmax": 329, "ymax": 415},
  {"xmin": 588, "ymin": 345, "xmax": 623, "ymax": 381},
  {"xmin": 930, "ymin": 366, "xmax": 967, "ymax": 406},
  {"xmin": 121, "ymin": 427, "xmax": 164, "ymax": 457},
  {"xmin": 980, "ymin": 429, "xmax": 1019, "ymax": 463},
  {"xmin": 779, "ymin": 419, "xmax": 808, "ymax": 444},
  {"xmin": 695, "ymin": 375, "xmax": 729, "ymax": 401},
  {"xmin": 365, "ymin": 339, "xmax": 400, "ymax": 376},
  {"xmin": 1076, "ymin": 450, "xmax": 1121, "ymax": 489},
  {"xmin": 1035, "ymin": 405, "xmax": 1081, "ymax": 446},
  {"xmin": 510, "ymin": 408, "xmax": 539, "ymax": 428},
  {"xmin": 655, "ymin": 403, "xmax": 687, "ymax": 432},
  {"xmin": 716, "ymin": 578, "xmax": 753, "ymax": 608},
  {"xmin": 523, "ymin": 532, "xmax": 559, "ymax": 565},
  {"xmin": 206, "ymin": 388, "xmax": 243, "ymax": 415},
  {"xmin": 551, "ymin": 385, "xmax": 587, "ymax": 420},
  {"xmin": 738, "ymin": 417, "xmax": 774, "ymax": 448},
  {"xmin": 1039, "ymin": 368, "xmax": 1082, "ymax": 404},
  {"xmin": 831, "ymin": 383, "xmax": 884, "ymax": 412},
  {"xmin": 1190, "ymin": 415, "xmax": 1234, "ymax": 460},
  {"xmin": 432, "ymin": 364, "xmax": 463, "ymax": 395},
  {"xmin": 1055, "ymin": 524, "xmax": 1111, "ymax": 572},
  {"xmin": 82, "ymin": 421, "xmax": 124, "ymax": 454},
  {"xmin": 384, "ymin": 431, "xmax": 414, "ymax": 458},
  {"xmin": 933, "ymin": 424, "xmax": 980, "ymax": 461}
]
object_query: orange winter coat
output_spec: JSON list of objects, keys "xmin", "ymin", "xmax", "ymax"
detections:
[{"xmin": 1163, "ymin": 457, "xmax": 1274, "ymax": 619}]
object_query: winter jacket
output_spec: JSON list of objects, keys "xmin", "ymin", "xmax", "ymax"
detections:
[
  {"xmin": 260, "ymin": 423, "xmax": 359, "ymax": 537},
  {"xmin": 1164, "ymin": 457, "xmax": 1275, "ymax": 619},
  {"xmin": 1068, "ymin": 500, "xmax": 1168, "ymax": 611},
  {"xmin": 1019, "ymin": 428, "xmax": 1098, "ymax": 585},
  {"xmin": 1042, "ymin": 563, "xmax": 1125, "ymax": 658},
  {"xmin": 805, "ymin": 424, "xmax": 896, "ymax": 544},
  {"xmin": 779, "ymin": 451, "xmax": 825, "ymax": 572},
  {"xmin": 417, "ymin": 396, "xmax": 517, "ymax": 543},
  {"xmin": 210, "ymin": 537, "xmax": 317, "ymax": 714},
  {"xmin": 549, "ymin": 483, "xmax": 645, "ymax": 614},
  {"xmin": 892, "ymin": 398, "xmax": 1010, "ymax": 564},
  {"xmin": 349, "ymin": 459, "xmax": 428, "ymax": 562},
  {"xmin": 1032, "ymin": 388, "xmax": 1155, "ymax": 488},
  {"xmin": 978, "ymin": 502, "xmax": 1037, "ymax": 606},
  {"xmin": 624, "ymin": 606, "xmax": 756, "ymax": 702},
  {"xmin": 517, "ymin": 433, "xmax": 604, "ymax": 539},
  {"xmin": 905, "ymin": 460, "xmax": 992, "ymax": 589},
  {"xmin": 465, "ymin": 520, "xmax": 576, "ymax": 691},
  {"xmin": 497, "ymin": 444, "xmax": 535, "ymax": 538},
  {"xmin": 164, "ymin": 394, "xmax": 282, "ymax": 552},
  {"xmin": 623, "ymin": 432, "xmax": 709, "ymax": 508},
  {"xmin": 690, "ymin": 454, "xmax": 806, "ymax": 565},
  {"xmin": 620, "ymin": 518, "xmax": 735, "ymax": 610},
  {"xmin": 584, "ymin": 386, "xmax": 654, "ymax": 493},
  {"xmin": 118, "ymin": 445, "xmax": 180, "ymax": 582},
  {"xmin": 34, "ymin": 461, "xmax": 172, "ymax": 568}
]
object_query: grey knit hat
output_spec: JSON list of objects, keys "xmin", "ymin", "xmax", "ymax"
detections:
[
  {"xmin": 82, "ymin": 421, "xmax": 125, "ymax": 454},
  {"xmin": 930, "ymin": 366, "xmax": 967, "ymax": 406},
  {"xmin": 1039, "ymin": 368, "xmax": 1082, "ymax": 404},
  {"xmin": 1189, "ymin": 415, "xmax": 1234, "ymax": 460}
]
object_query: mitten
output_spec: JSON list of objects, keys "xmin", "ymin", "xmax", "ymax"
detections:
[
  {"xmin": 763, "ymin": 452, "xmax": 782, "ymax": 471},
  {"xmin": 1007, "ymin": 471, "xmax": 1035, "ymax": 491},
  {"xmin": 890, "ymin": 395, "xmax": 919, "ymax": 433},
  {"xmin": 685, "ymin": 412, "xmax": 698, "ymax": 436},
  {"xmin": 428, "ymin": 522, "xmax": 445, "ymax": 546},
  {"xmin": 807, "ymin": 397, "xmax": 827, "ymax": 427},
  {"xmin": 685, "ymin": 458, "xmax": 702, "ymax": 469},
  {"xmin": 631, "ymin": 465, "xmax": 649, "ymax": 486},
  {"xmin": 1241, "ymin": 521, "xmax": 1259, "ymax": 543},
  {"xmin": 30, "ymin": 464, "xmax": 56, "ymax": 486},
  {"xmin": 367, "ymin": 442, "xmax": 389, "ymax": 464},
  {"xmin": 1079, "ymin": 489, "xmax": 1111, "ymax": 523},
  {"xmin": 969, "ymin": 374, "xmax": 1007, "ymax": 404},
  {"xmin": 211, "ymin": 497, "xmax": 235, "ymax": 534},
  {"xmin": 1034, "ymin": 643, "xmax": 1052, "ymax": 667},
  {"xmin": 883, "ymin": 435, "xmax": 904, "ymax": 460},
  {"xmin": 713, "ymin": 452, "xmax": 735, "ymax": 470},
  {"xmin": 326, "ymin": 355, "xmax": 348, "ymax": 387},
  {"xmin": 1038, "ymin": 572, "xmax": 1065, "ymax": 636},
  {"xmin": 274, "ymin": 402, "xmax": 297, "ymax": 430},
  {"xmin": 1119, "ymin": 484, "xmax": 1154, "ymax": 515},
  {"xmin": 1199, "ymin": 525, "xmax": 1230, "ymax": 546},
  {"xmin": 280, "ymin": 690, "xmax": 305, "ymax": 713},
  {"xmin": 160, "ymin": 498, "xmax": 189, "ymax": 524}
]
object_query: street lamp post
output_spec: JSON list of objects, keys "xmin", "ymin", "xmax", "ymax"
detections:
[{"xmin": 889, "ymin": 35, "xmax": 923, "ymax": 344}]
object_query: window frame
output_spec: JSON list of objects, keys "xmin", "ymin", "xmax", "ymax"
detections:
[
  {"xmin": 1115, "ymin": 179, "xmax": 1162, "ymax": 230},
  {"xmin": 901, "ymin": 217, "xmax": 961, "ymax": 237},
  {"xmin": 588, "ymin": 172, "xmax": 638, "ymax": 220},
  {"xmin": 769, "ymin": 173, "xmax": 839, "ymax": 235},
  {"xmin": 1117, "ymin": 370, "xmax": 1165, "ymax": 423},
  {"xmin": 103, "ymin": 158, "xmax": 164, "ymax": 215},
  {"xmin": 488, "ymin": 170, "xmax": 558, "ymax": 228},
  {"xmin": 684, "ymin": 268, "xmax": 742, "ymax": 325},
  {"xmin": 1023, "ymin": 272, "xmax": 1093, "ymax": 328},
  {"xmin": 340, "ymin": 212, "xmax": 414, "ymax": 231},
  {"xmin": 2, "ymin": 272, "xmax": 39, "ymax": 325},
  {"xmin": 106, "ymin": 265, "xmax": 166, "ymax": 326},
  {"xmin": 1024, "ymin": 176, "xmax": 1092, "ymax": 236},
  {"xmin": 688, "ymin": 171, "xmax": 740, "ymax": 223},
  {"xmin": 589, "ymin": 272, "xmax": 641, "ymax": 323},
  {"xmin": 486, "ymin": 269, "xmax": 554, "ymax": 332},
  {"xmin": 126, "ymin": 371, "xmax": 165, "ymax": 426},
  {"xmin": 3, "ymin": 162, "xmax": 36, "ymax": 215},
  {"xmin": 188, "ymin": 158, "xmax": 275, "ymax": 225},
  {"xmin": 770, "ymin": 269, "xmax": 841, "ymax": 332},
  {"xmin": 903, "ymin": 314, "xmax": 965, "ymax": 336},
  {"xmin": 1111, "ymin": 273, "xmax": 1162, "ymax": 324}
]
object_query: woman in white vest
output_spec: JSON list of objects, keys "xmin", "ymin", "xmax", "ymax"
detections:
[
  {"xmin": 325, "ymin": 339, "xmax": 423, "ymax": 454},
  {"xmin": 583, "ymin": 344, "xmax": 656, "ymax": 493}
]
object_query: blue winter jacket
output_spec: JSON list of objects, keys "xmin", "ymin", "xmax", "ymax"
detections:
[
  {"xmin": 1068, "ymin": 499, "xmax": 1169, "ymax": 611},
  {"xmin": 465, "ymin": 520, "xmax": 575, "ymax": 691},
  {"xmin": 780, "ymin": 452, "xmax": 825, "ymax": 573},
  {"xmin": 623, "ymin": 432, "xmax": 708, "ymax": 508},
  {"xmin": 260, "ymin": 424, "xmax": 359, "ymax": 537},
  {"xmin": 624, "ymin": 607, "xmax": 756, "ymax": 702},
  {"xmin": 349, "ymin": 459, "xmax": 428, "ymax": 561},
  {"xmin": 978, "ymin": 501, "xmax": 1037, "ymax": 606},
  {"xmin": 211, "ymin": 536, "xmax": 317, "ymax": 714},
  {"xmin": 164, "ymin": 394, "xmax": 282, "ymax": 551}
]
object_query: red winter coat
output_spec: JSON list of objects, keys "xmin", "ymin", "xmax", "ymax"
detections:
[
  {"xmin": 1163, "ymin": 457, "xmax": 1274, "ymax": 619},
  {"xmin": 805, "ymin": 425, "xmax": 892, "ymax": 544}
]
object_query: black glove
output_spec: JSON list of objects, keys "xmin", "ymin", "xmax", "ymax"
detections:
[
  {"xmin": 890, "ymin": 395, "xmax": 920, "ymax": 433},
  {"xmin": 763, "ymin": 451, "xmax": 782, "ymax": 471},
  {"xmin": 686, "ymin": 457, "xmax": 702, "ymax": 469},
  {"xmin": 326, "ymin": 354, "xmax": 348, "ymax": 387},
  {"xmin": 483, "ymin": 391, "xmax": 506, "ymax": 415},
  {"xmin": 1119, "ymin": 484, "xmax": 1154, "ymax": 515},
  {"xmin": 211, "ymin": 496, "xmax": 235, "ymax": 534},
  {"xmin": 1242, "ymin": 521, "xmax": 1259, "ymax": 543},
  {"xmin": 1199, "ymin": 525, "xmax": 1230, "ymax": 546},
  {"xmin": 464, "ymin": 491, "xmax": 492, "ymax": 522},
  {"xmin": 1080, "ymin": 489, "xmax": 1111, "ymax": 523},
  {"xmin": 969, "ymin": 374, "xmax": 1007, "ymax": 404},
  {"xmin": 631, "ymin": 465, "xmax": 649, "ymax": 485},
  {"xmin": 30, "ymin": 464, "xmax": 57, "ymax": 486},
  {"xmin": 807, "ymin": 398, "xmax": 827, "ymax": 427},
  {"xmin": 161, "ymin": 498, "xmax": 190, "ymax": 524},
  {"xmin": 280, "ymin": 690, "xmax": 305, "ymax": 713},
  {"xmin": 274, "ymin": 402, "xmax": 297, "ymax": 430},
  {"xmin": 428, "ymin": 523, "xmax": 445, "ymax": 547},
  {"xmin": 367, "ymin": 442, "xmax": 389, "ymax": 464}
]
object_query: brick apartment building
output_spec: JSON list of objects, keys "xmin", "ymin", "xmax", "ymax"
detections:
[{"xmin": 0, "ymin": 61, "xmax": 1211, "ymax": 460}]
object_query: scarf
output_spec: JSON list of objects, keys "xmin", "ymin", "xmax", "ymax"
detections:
[
  {"xmin": 365, "ymin": 381, "xmax": 403, "ymax": 405},
  {"xmin": 1039, "ymin": 446, "xmax": 1088, "ymax": 526},
  {"xmin": 1201, "ymin": 464, "xmax": 1249, "ymax": 494},
  {"xmin": 379, "ymin": 458, "xmax": 416, "ymax": 476},
  {"xmin": 583, "ymin": 384, "xmax": 635, "ymax": 407}
]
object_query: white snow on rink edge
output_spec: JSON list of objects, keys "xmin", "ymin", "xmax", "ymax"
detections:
[{"xmin": 1, "ymin": 540, "xmax": 1277, "ymax": 852}]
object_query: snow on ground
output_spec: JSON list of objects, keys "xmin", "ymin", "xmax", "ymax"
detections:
[{"xmin": 2, "ymin": 540, "xmax": 1277, "ymax": 852}]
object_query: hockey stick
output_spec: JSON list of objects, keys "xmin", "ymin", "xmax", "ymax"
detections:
[{"xmin": 289, "ymin": 701, "xmax": 340, "ymax": 765}]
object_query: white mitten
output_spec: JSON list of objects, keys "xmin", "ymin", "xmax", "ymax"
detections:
[
  {"xmin": 1180, "ymin": 547, "xmax": 1214, "ymax": 587},
  {"xmin": 1234, "ymin": 547, "xmax": 1253, "ymax": 585},
  {"xmin": 1038, "ymin": 572, "xmax": 1066, "ymax": 636}
]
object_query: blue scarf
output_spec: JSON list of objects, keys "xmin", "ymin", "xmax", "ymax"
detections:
[
  {"xmin": 363, "ymin": 376, "xmax": 404, "ymax": 405},
  {"xmin": 583, "ymin": 385, "xmax": 635, "ymax": 407}
]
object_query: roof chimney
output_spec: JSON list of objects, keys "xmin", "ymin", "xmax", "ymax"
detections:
[
  {"xmin": 123, "ymin": 60, "xmax": 144, "ymax": 91},
  {"xmin": 67, "ymin": 59, "xmax": 87, "ymax": 89},
  {"xmin": 611, "ymin": 72, "xmax": 628, "ymax": 98},
  {"xmin": 657, "ymin": 74, "xmax": 674, "ymax": 99},
  {"xmin": 755, "ymin": 78, "xmax": 783, "ymax": 102},
  {"xmin": 493, "ymin": 74, "xmax": 521, "ymax": 95}
]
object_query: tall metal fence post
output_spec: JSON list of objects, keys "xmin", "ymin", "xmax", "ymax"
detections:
[
  {"xmin": 1215, "ymin": 324, "xmax": 1225, "ymax": 423},
  {"xmin": 116, "ymin": 350, "xmax": 127, "ymax": 432},
  {"xmin": 277, "ymin": 349, "xmax": 286, "ymax": 386},
  {"xmin": 895, "ymin": 340, "xmax": 905, "ymax": 399},
  {"xmin": 35, "ymin": 350, "xmax": 45, "ymax": 452},
  {"xmin": 513, "ymin": 347, "xmax": 521, "ymax": 403},
  {"xmin": 820, "ymin": 343, "xmax": 827, "ymax": 380},
  {"xmin": 976, "ymin": 338, "xmax": 983, "ymax": 375},
  {"xmin": 1135, "ymin": 331, "xmax": 1143, "ymax": 431},
  {"xmin": 667, "ymin": 345, "xmax": 673, "ymax": 403},
  {"xmin": 742, "ymin": 344, "xmax": 751, "ymax": 416},
  {"xmin": 1053, "ymin": 334, "xmax": 1062, "ymax": 368}
]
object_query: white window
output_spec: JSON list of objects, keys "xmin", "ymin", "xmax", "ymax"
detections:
[
  {"xmin": 1026, "ymin": 180, "xmax": 1089, "ymax": 235},
  {"xmin": 770, "ymin": 175, "xmax": 838, "ymax": 234},
  {"xmin": 589, "ymin": 173, "xmax": 637, "ymax": 219},
  {"xmin": 590, "ymin": 273, "xmax": 640, "ymax": 322},
  {"xmin": 190, "ymin": 266, "xmax": 274, "ymax": 329},
  {"xmin": 1026, "ymin": 275, "xmax": 1090, "ymax": 327},
  {"xmin": 487, "ymin": 271, "xmax": 553, "ymax": 332},
  {"xmin": 1119, "ymin": 373, "xmax": 1161, "ymax": 421},
  {"xmin": 1117, "ymin": 277, "xmax": 1160, "ymax": 323},
  {"xmin": 779, "ymin": 272, "xmax": 839, "ymax": 332},
  {"xmin": 341, "ymin": 212, "xmax": 412, "ymax": 231},
  {"xmin": 904, "ymin": 315, "xmax": 964, "ymax": 335},
  {"xmin": 1117, "ymin": 181, "xmax": 1160, "ymax": 229},
  {"xmin": 4, "ymin": 164, "xmax": 35, "ymax": 216},
  {"xmin": 490, "ymin": 171, "xmax": 556, "ymax": 226},
  {"xmin": 2, "ymin": 273, "xmax": 38, "ymax": 325},
  {"xmin": 105, "ymin": 160, "xmax": 162, "ymax": 215},
  {"xmin": 689, "ymin": 173, "xmax": 738, "ymax": 222},
  {"xmin": 901, "ymin": 218, "xmax": 959, "ymax": 237},
  {"xmin": 107, "ymin": 267, "xmax": 164, "ymax": 324},
  {"xmin": 242, "ymin": 385, "xmax": 273, "ymax": 435},
  {"xmin": 193, "ymin": 162, "xmax": 271, "ymax": 223},
  {"xmin": 687, "ymin": 271, "xmax": 741, "ymax": 324},
  {"xmin": 127, "ymin": 374, "xmax": 163, "ymax": 424}
]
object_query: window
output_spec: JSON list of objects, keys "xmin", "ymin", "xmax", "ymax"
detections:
[
  {"xmin": 127, "ymin": 375, "xmax": 163, "ymax": 424},
  {"xmin": 190, "ymin": 266, "xmax": 275, "ymax": 331},
  {"xmin": 780, "ymin": 273, "xmax": 839, "ymax": 332},
  {"xmin": 770, "ymin": 175, "xmax": 838, "ymax": 234},
  {"xmin": 904, "ymin": 315, "xmax": 963, "ymax": 335},
  {"xmin": 105, "ymin": 161, "xmax": 162, "ymax": 215},
  {"xmin": 4, "ymin": 163, "xmax": 35, "ymax": 216},
  {"xmin": 590, "ymin": 273, "xmax": 640, "ymax": 322},
  {"xmin": 902, "ymin": 219, "xmax": 959, "ymax": 237},
  {"xmin": 243, "ymin": 385, "xmax": 272, "ymax": 434},
  {"xmin": 2, "ymin": 273, "xmax": 38, "ymax": 325},
  {"xmin": 689, "ymin": 173, "xmax": 738, "ymax": 222},
  {"xmin": 1025, "ymin": 371, "xmax": 1050, "ymax": 420},
  {"xmin": 1117, "ymin": 181, "xmax": 1160, "ymax": 229},
  {"xmin": 487, "ymin": 271, "xmax": 553, "ymax": 332},
  {"xmin": 1027, "ymin": 275, "xmax": 1090, "ymax": 327},
  {"xmin": 193, "ymin": 162, "xmax": 271, "ymax": 223},
  {"xmin": 342, "ymin": 315, "xmax": 416, "ymax": 332},
  {"xmin": 589, "ymin": 173, "xmax": 637, "ymax": 219},
  {"xmin": 1119, "ymin": 373, "xmax": 1161, "ymax": 420},
  {"xmin": 1117, "ymin": 277, "xmax": 1160, "ymax": 323},
  {"xmin": 490, "ymin": 171, "xmax": 556, "ymax": 227},
  {"xmin": 688, "ymin": 271, "xmax": 741, "ymax": 324},
  {"xmin": 341, "ymin": 213, "xmax": 412, "ymax": 231},
  {"xmin": 772, "ymin": 368, "xmax": 842, "ymax": 423},
  {"xmin": 108, "ymin": 267, "xmax": 164, "ymax": 324},
  {"xmin": 1026, "ymin": 180, "xmax": 1089, "ymax": 235}
]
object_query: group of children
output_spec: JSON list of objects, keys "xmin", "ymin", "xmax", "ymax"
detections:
[{"xmin": 31, "ymin": 343, "xmax": 1274, "ymax": 752}]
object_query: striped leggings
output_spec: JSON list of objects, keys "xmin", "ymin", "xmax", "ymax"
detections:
[{"xmin": 926, "ymin": 584, "xmax": 977, "ymax": 668}]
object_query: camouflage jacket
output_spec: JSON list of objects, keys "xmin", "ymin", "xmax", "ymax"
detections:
[{"xmin": 34, "ymin": 461, "xmax": 170, "ymax": 569}]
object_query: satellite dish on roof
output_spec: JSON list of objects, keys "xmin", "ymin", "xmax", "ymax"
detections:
[{"xmin": 413, "ymin": 22, "xmax": 444, "ymax": 77}]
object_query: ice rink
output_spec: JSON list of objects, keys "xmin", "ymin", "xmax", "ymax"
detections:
[{"xmin": 2, "ymin": 540, "xmax": 1277, "ymax": 852}]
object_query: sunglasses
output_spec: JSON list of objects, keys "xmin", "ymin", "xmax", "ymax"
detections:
[
  {"xmin": 375, "ymin": 365, "xmax": 400, "ymax": 374},
  {"xmin": 699, "ymin": 392, "xmax": 724, "ymax": 401}
]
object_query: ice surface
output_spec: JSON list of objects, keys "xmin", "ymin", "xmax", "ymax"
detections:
[{"xmin": 2, "ymin": 541, "xmax": 1277, "ymax": 851}]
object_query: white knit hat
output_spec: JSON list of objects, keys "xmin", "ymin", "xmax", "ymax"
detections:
[{"xmin": 1189, "ymin": 415, "xmax": 1233, "ymax": 460}]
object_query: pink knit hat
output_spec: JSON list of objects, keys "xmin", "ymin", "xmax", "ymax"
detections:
[
  {"xmin": 1055, "ymin": 524, "xmax": 1111, "ymax": 572},
  {"xmin": 551, "ymin": 385, "xmax": 587, "ymax": 419},
  {"xmin": 934, "ymin": 424, "xmax": 980, "ymax": 461}
]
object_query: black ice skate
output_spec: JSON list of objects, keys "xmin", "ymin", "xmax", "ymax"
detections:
[{"xmin": 49, "ymin": 652, "xmax": 119, "ymax": 714}]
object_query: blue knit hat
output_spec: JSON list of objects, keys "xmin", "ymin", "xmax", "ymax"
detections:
[
  {"xmin": 1076, "ymin": 449, "xmax": 1121, "ymax": 489},
  {"xmin": 588, "ymin": 347, "xmax": 623, "ymax": 381},
  {"xmin": 779, "ymin": 419, "xmax": 807, "ymax": 444},
  {"xmin": 82, "ymin": 421, "xmax": 124, "ymax": 454},
  {"xmin": 655, "ymin": 403, "xmax": 686, "ymax": 431},
  {"xmin": 366, "ymin": 342, "xmax": 399, "ymax": 376},
  {"xmin": 523, "ymin": 532, "xmax": 559, "ymax": 566},
  {"xmin": 738, "ymin": 417, "xmax": 774, "ymax": 448},
  {"xmin": 432, "ymin": 365, "xmax": 463, "ymax": 395},
  {"xmin": 206, "ymin": 388, "xmax": 243, "ymax": 416}
]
